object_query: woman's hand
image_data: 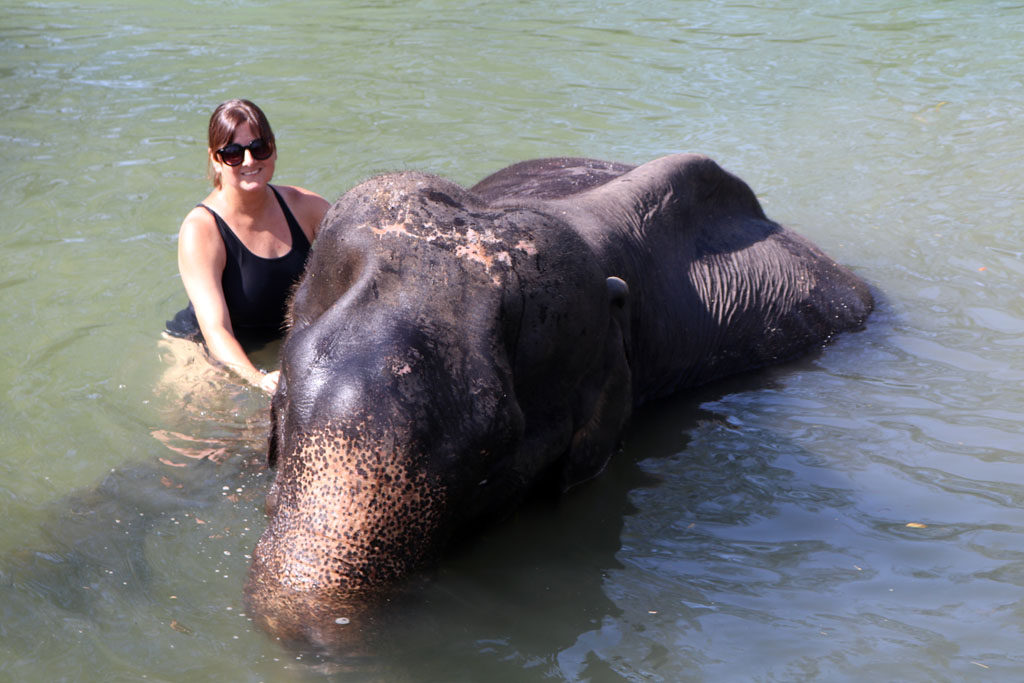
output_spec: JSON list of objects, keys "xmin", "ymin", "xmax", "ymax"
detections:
[{"xmin": 258, "ymin": 369, "xmax": 280, "ymax": 394}]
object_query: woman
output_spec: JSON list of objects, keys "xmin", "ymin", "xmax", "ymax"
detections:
[{"xmin": 166, "ymin": 99, "xmax": 329, "ymax": 393}]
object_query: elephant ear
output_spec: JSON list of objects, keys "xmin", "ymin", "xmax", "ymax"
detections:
[{"xmin": 561, "ymin": 276, "xmax": 633, "ymax": 490}]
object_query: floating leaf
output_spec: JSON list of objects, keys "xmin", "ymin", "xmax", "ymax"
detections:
[{"xmin": 170, "ymin": 620, "xmax": 193, "ymax": 635}]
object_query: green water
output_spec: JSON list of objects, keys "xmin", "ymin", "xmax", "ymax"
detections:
[{"xmin": 2, "ymin": 0, "xmax": 1023, "ymax": 680}]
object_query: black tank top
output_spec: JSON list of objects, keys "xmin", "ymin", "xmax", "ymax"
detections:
[{"xmin": 165, "ymin": 186, "xmax": 311, "ymax": 345}]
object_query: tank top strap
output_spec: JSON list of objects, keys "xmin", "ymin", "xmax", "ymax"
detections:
[
  {"xmin": 270, "ymin": 185, "xmax": 311, "ymax": 252},
  {"xmin": 197, "ymin": 203, "xmax": 245, "ymax": 256}
]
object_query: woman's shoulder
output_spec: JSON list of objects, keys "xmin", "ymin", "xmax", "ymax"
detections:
[
  {"xmin": 178, "ymin": 203, "xmax": 224, "ymax": 257},
  {"xmin": 179, "ymin": 203, "xmax": 219, "ymax": 235},
  {"xmin": 275, "ymin": 184, "xmax": 329, "ymax": 208},
  {"xmin": 275, "ymin": 184, "xmax": 331, "ymax": 236}
]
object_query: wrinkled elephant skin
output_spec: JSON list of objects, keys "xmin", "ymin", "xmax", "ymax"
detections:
[{"xmin": 244, "ymin": 154, "xmax": 873, "ymax": 649}]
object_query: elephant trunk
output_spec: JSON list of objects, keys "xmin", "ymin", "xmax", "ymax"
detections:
[{"xmin": 244, "ymin": 429, "xmax": 451, "ymax": 648}]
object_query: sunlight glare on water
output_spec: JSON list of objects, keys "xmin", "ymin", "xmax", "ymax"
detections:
[{"xmin": 1, "ymin": 0, "xmax": 1023, "ymax": 680}]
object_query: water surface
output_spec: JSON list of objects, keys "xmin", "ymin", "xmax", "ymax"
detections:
[{"xmin": 2, "ymin": 1, "xmax": 1023, "ymax": 680}]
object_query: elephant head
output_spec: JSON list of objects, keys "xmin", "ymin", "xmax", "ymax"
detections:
[{"xmin": 245, "ymin": 170, "xmax": 632, "ymax": 648}]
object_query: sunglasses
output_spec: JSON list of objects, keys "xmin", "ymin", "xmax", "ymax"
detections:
[{"xmin": 216, "ymin": 138, "xmax": 273, "ymax": 166}]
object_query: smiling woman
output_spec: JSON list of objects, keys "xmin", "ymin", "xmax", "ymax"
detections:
[{"xmin": 164, "ymin": 99, "xmax": 330, "ymax": 394}]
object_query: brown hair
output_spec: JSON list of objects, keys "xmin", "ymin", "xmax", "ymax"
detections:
[{"xmin": 206, "ymin": 99, "xmax": 276, "ymax": 187}]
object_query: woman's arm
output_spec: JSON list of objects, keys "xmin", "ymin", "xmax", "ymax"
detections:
[{"xmin": 177, "ymin": 208, "xmax": 278, "ymax": 392}]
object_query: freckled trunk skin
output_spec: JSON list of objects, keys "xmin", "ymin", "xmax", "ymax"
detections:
[{"xmin": 244, "ymin": 427, "xmax": 450, "ymax": 649}]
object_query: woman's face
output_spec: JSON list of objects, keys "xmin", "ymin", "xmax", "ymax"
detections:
[{"xmin": 210, "ymin": 122, "xmax": 277, "ymax": 192}]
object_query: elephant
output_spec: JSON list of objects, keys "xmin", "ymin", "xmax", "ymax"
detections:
[{"xmin": 243, "ymin": 153, "xmax": 873, "ymax": 649}]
